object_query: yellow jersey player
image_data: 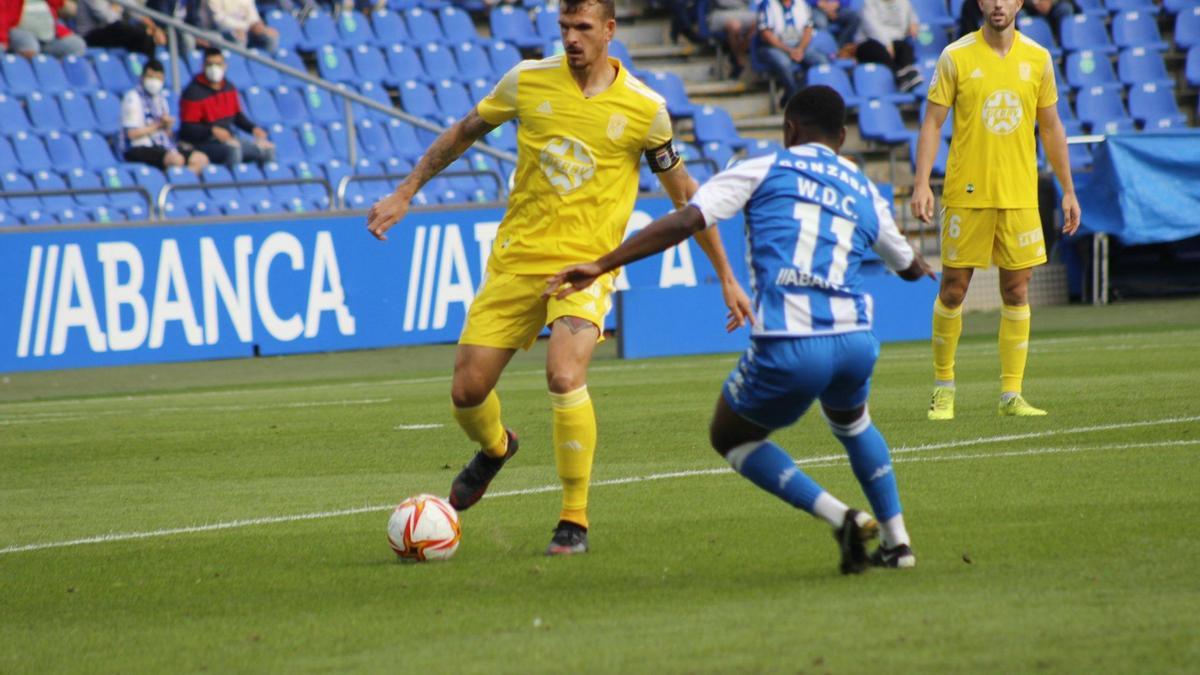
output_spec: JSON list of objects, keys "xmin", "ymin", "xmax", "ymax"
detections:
[
  {"xmin": 910, "ymin": 0, "xmax": 1080, "ymax": 421},
  {"xmin": 367, "ymin": 0, "xmax": 752, "ymax": 555}
]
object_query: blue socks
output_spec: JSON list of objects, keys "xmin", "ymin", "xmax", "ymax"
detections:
[
  {"xmin": 725, "ymin": 440, "xmax": 826, "ymax": 513},
  {"xmin": 826, "ymin": 408, "xmax": 902, "ymax": 521}
]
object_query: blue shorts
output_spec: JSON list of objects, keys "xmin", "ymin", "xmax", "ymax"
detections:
[{"xmin": 722, "ymin": 331, "xmax": 880, "ymax": 430}]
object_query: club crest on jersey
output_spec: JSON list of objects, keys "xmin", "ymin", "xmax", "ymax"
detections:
[
  {"xmin": 1019, "ymin": 62, "xmax": 1032, "ymax": 81},
  {"xmin": 606, "ymin": 113, "xmax": 628, "ymax": 141},
  {"xmin": 981, "ymin": 89, "xmax": 1022, "ymax": 135},
  {"xmin": 539, "ymin": 137, "xmax": 596, "ymax": 195}
]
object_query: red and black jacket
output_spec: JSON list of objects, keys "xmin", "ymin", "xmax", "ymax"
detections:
[{"xmin": 179, "ymin": 75, "xmax": 258, "ymax": 145}]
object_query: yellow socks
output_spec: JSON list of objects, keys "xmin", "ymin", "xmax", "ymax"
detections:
[
  {"xmin": 451, "ymin": 389, "xmax": 508, "ymax": 458},
  {"xmin": 999, "ymin": 303, "xmax": 1032, "ymax": 394},
  {"xmin": 932, "ymin": 297, "xmax": 963, "ymax": 384},
  {"xmin": 551, "ymin": 386, "xmax": 596, "ymax": 529}
]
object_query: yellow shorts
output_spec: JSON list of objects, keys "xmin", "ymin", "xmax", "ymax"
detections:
[
  {"xmin": 459, "ymin": 268, "xmax": 616, "ymax": 350},
  {"xmin": 940, "ymin": 207, "xmax": 1047, "ymax": 270}
]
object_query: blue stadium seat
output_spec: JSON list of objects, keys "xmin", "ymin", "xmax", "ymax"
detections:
[
  {"xmin": 370, "ymin": 10, "xmax": 409, "ymax": 47},
  {"xmin": 439, "ymin": 6, "xmax": 479, "ymax": 43},
  {"xmin": 1017, "ymin": 16, "xmax": 1060, "ymax": 56},
  {"xmin": 77, "ymin": 130, "xmax": 118, "ymax": 170},
  {"xmin": 316, "ymin": 46, "xmax": 357, "ymax": 84},
  {"xmin": 201, "ymin": 164, "xmax": 240, "ymax": 208},
  {"xmin": 31, "ymin": 169, "xmax": 74, "ymax": 212},
  {"xmin": 124, "ymin": 164, "xmax": 166, "ymax": 203},
  {"xmin": 336, "ymin": 10, "xmax": 376, "ymax": 48},
  {"xmin": 1104, "ymin": 0, "xmax": 1159, "ymax": 14},
  {"xmin": 58, "ymin": 91, "xmax": 99, "ymax": 134},
  {"xmin": 1128, "ymin": 82, "xmax": 1188, "ymax": 128},
  {"xmin": 250, "ymin": 52, "xmax": 289, "ymax": 89},
  {"xmin": 11, "ymin": 131, "xmax": 52, "ymax": 172},
  {"xmin": 292, "ymin": 160, "xmax": 332, "ymax": 208},
  {"xmin": 326, "ymin": 120, "xmax": 350, "ymax": 159},
  {"xmin": 693, "ymin": 105, "xmax": 750, "ymax": 149},
  {"xmin": 405, "ymin": 7, "xmax": 446, "ymax": 42},
  {"xmin": 1112, "ymin": 11, "xmax": 1168, "ymax": 50},
  {"xmin": 224, "ymin": 52, "xmax": 253, "ymax": 87},
  {"xmin": 744, "ymin": 139, "xmax": 787, "ymax": 158},
  {"xmin": 321, "ymin": 159, "xmax": 354, "ymax": 201},
  {"xmin": 399, "ymin": 80, "xmax": 440, "ymax": 120},
  {"xmin": 265, "ymin": 9, "xmax": 303, "ymax": 50},
  {"xmin": 351, "ymin": 45, "xmax": 389, "ymax": 85},
  {"xmin": 123, "ymin": 52, "xmax": 148, "ymax": 80},
  {"xmin": 853, "ymin": 63, "xmax": 917, "ymax": 104},
  {"xmin": 807, "ymin": 64, "xmax": 860, "ymax": 108},
  {"xmin": 44, "ymin": 131, "xmax": 85, "ymax": 169},
  {"xmin": 300, "ymin": 10, "xmax": 339, "ymax": 52},
  {"xmin": 2, "ymin": 54, "xmax": 38, "ymax": 96},
  {"xmin": 384, "ymin": 44, "xmax": 425, "ymax": 87},
  {"xmin": 302, "ymin": 84, "xmax": 342, "ymax": 124},
  {"xmin": 467, "ymin": 77, "xmax": 492, "ymax": 101},
  {"xmin": 419, "ymin": 42, "xmax": 458, "ymax": 82},
  {"xmin": 0, "ymin": 137, "xmax": 20, "ymax": 173},
  {"xmin": 164, "ymin": 166, "xmax": 204, "ymax": 212},
  {"xmin": 352, "ymin": 80, "xmax": 394, "ymax": 122},
  {"xmin": 269, "ymin": 48, "xmax": 307, "ymax": 84},
  {"xmin": 646, "ymin": 71, "xmax": 696, "ymax": 118},
  {"xmin": 27, "ymin": 91, "xmax": 66, "ymax": 132},
  {"xmin": 89, "ymin": 90, "xmax": 121, "ymax": 136},
  {"xmin": 0, "ymin": 93, "xmax": 31, "ymax": 133},
  {"xmin": 98, "ymin": 166, "xmax": 150, "ymax": 212},
  {"xmin": 262, "ymin": 161, "xmax": 302, "ymax": 205},
  {"xmin": 910, "ymin": 136, "xmax": 950, "ymax": 176},
  {"xmin": 243, "ymin": 86, "xmax": 282, "ymax": 128},
  {"xmin": 1117, "ymin": 47, "xmax": 1173, "ymax": 86},
  {"xmin": 271, "ymin": 85, "xmax": 306, "ymax": 125},
  {"xmin": 1188, "ymin": 46, "xmax": 1200, "ymax": 87},
  {"xmin": 914, "ymin": 23, "xmax": 950, "ymax": 61},
  {"xmin": 434, "ymin": 79, "xmax": 473, "ymax": 120},
  {"xmin": 535, "ymin": 6, "xmax": 560, "ymax": 41},
  {"xmin": 386, "ymin": 119, "xmax": 423, "ymax": 160},
  {"xmin": 920, "ymin": 99, "xmax": 954, "ymax": 139},
  {"xmin": 607, "ymin": 39, "xmax": 634, "ymax": 69},
  {"xmin": 488, "ymin": 40, "xmax": 522, "ymax": 74},
  {"xmin": 1178, "ymin": 7, "xmax": 1200, "ymax": 49},
  {"xmin": 806, "ymin": 30, "xmax": 842, "ymax": 65},
  {"xmin": 1073, "ymin": 0, "xmax": 1110, "ymax": 15},
  {"xmin": 91, "ymin": 51, "xmax": 136, "ymax": 92},
  {"xmin": 858, "ymin": 99, "xmax": 916, "ymax": 144},
  {"xmin": 1075, "ymin": 86, "xmax": 1135, "ymax": 132},
  {"xmin": 31, "ymin": 54, "xmax": 70, "ymax": 94},
  {"xmin": 1065, "ymin": 50, "xmax": 1122, "ymax": 91},
  {"xmin": 267, "ymin": 124, "xmax": 305, "ymax": 166},
  {"xmin": 1164, "ymin": 0, "xmax": 1200, "ymax": 13},
  {"xmin": 912, "ymin": 0, "xmax": 955, "ymax": 27},
  {"xmin": 1061, "ymin": 14, "xmax": 1117, "ymax": 53},
  {"xmin": 453, "ymin": 42, "xmax": 494, "ymax": 82},
  {"xmin": 356, "ymin": 118, "xmax": 394, "ymax": 157},
  {"xmin": 66, "ymin": 168, "xmax": 108, "ymax": 207},
  {"xmin": 61, "ymin": 54, "xmax": 101, "ymax": 94},
  {"xmin": 701, "ymin": 141, "xmax": 734, "ymax": 171},
  {"xmin": 2, "ymin": 171, "xmax": 41, "ymax": 216},
  {"xmin": 231, "ymin": 162, "xmax": 269, "ymax": 204},
  {"xmin": 490, "ymin": 5, "xmax": 542, "ymax": 49},
  {"xmin": 483, "ymin": 122, "xmax": 517, "ymax": 153}
]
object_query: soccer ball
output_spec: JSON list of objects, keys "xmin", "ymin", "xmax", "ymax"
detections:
[{"xmin": 387, "ymin": 494, "xmax": 461, "ymax": 562}]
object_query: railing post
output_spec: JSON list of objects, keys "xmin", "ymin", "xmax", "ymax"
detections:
[
  {"xmin": 168, "ymin": 26, "xmax": 181, "ymax": 97},
  {"xmin": 344, "ymin": 93, "xmax": 357, "ymax": 170}
]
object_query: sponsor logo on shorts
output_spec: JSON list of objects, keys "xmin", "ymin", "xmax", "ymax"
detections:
[{"xmin": 1017, "ymin": 228, "xmax": 1044, "ymax": 247}]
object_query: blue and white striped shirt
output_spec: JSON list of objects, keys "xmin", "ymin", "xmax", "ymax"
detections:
[{"xmin": 689, "ymin": 143, "xmax": 914, "ymax": 337}]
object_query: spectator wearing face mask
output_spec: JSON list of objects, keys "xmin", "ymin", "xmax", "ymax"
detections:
[
  {"xmin": 122, "ymin": 59, "xmax": 210, "ymax": 174},
  {"xmin": 178, "ymin": 48, "xmax": 275, "ymax": 169}
]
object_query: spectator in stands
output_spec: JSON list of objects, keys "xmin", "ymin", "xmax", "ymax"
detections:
[
  {"xmin": 122, "ymin": 59, "xmax": 210, "ymax": 174},
  {"xmin": 201, "ymin": 0, "xmax": 279, "ymax": 52},
  {"xmin": 179, "ymin": 48, "xmax": 275, "ymax": 169},
  {"xmin": 1023, "ymin": 0, "xmax": 1073, "ymax": 40},
  {"xmin": 74, "ymin": 0, "xmax": 166, "ymax": 57},
  {"xmin": 666, "ymin": 0, "xmax": 703, "ymax": 44},
  {"xmin": 957, "ymin": 0, "xmax": 982, "ymax": 38},
  {"xmin": 707, "ymin": 0, "xmax": 757, "ymax": 78},
  {"xmin": 756, "ymin": 0, "xmax": 828, "ymax": 106},
  {"xmin": 856, "ymin": 0, "xmax": 923, "ymax": 92},
  {"xmin": 1, "ymin": 0, "xmax": 86, "ymax": 57},
  {"xmin": 808, "ymin": 0, "xmax": 861, "ymax": 54}
]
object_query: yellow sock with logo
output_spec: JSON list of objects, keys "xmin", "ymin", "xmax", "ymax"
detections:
[
  {"xmin": 551, "ymin": 386, "xmax": 596, "ymax": 529},
  {"xmin": 999, "ymin": 303, "xmax": 1032, "ymax": 394},
  {"xmin": 451, "ymin": 390, "xmax": 508, "ymax": 459},
  {"xmin": 932, "ymin": 297, "xmax": 963, "ymax": 384}
]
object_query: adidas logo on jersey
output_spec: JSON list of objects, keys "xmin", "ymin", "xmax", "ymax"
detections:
[
  {"xmin": 970, "ymin": 68, "xmax": 985, "ymax": 79},
  {"xmin": 536, "ymin": 100, "xmax": 553, "ymax": 114}
]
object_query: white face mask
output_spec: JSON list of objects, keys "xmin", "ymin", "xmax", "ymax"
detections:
[
  {"xmin": 205, "ymin": 65, "xmax": 225, "ymax": 84},
  {"xmin": 143, "ymin": 77, "xmax": 164, "ymax": 95}
]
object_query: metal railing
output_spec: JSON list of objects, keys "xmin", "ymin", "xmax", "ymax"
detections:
[
  {"xmin": 110, "ymin": 0, "xmax": 518, "ymax": 169},
  {"xmin": 0, "ymin": 185, "xmax": 154, "ymax": 212},
  {"xmin": 156, "ymin": 177, "xmax": 335, "ymax": 215},
  {"xmin": 336, "ymin": 170, "xmax": 507, "ymax": 209}
]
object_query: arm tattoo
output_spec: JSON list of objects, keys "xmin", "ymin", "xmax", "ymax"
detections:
[{"xmin": 401, "ymin": 109, "xmax": 498, "ymax": 196}]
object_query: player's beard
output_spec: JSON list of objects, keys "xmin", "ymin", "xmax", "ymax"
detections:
[{"xmin": 987, "ymin": 10, "xmax": 1016, "ymax": 31}]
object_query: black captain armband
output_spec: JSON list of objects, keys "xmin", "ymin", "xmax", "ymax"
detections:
[{"xmin": 645, "ymin": 141, "xmax": 681, "ymax": 173}]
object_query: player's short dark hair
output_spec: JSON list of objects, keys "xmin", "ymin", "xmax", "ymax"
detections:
[
  {"xmin": 784, "ymin": 86, "xmax": 846, "ymax": 140},
  {"xmin": 144, "ymin": 59, "xmax": 164, "ymax": 75},
  {"xmin": 203, "ymin": 47, "xmax": 223, "ymax": 61},
  {"xmin": 561, "ymin": 0, "xmax": 615, "ymax": 20}
]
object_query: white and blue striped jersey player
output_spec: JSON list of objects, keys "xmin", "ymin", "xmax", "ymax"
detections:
[{"xmin": 689, "ymin": 142, "xmax": 915, "ymax": 428}]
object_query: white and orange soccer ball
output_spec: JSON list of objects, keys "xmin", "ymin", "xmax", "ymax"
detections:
[{"xmin": 387, "ymin": 494, "xmax": 461, "ymax": 562}]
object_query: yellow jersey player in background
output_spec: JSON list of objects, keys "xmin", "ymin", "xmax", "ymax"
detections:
[
  {"xmin": 909, "ymin": 0, "xmax": 1080, "ymax": 421},
  {"xmin": 367, "ymin": 0, "xmax": 752, "ymax": 555}
]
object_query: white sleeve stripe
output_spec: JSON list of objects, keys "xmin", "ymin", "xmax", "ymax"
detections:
[
  {"xmin": 868, "ymin": 181, "xmax": 915, "ymax": 272},
  {"xmin": 689, "ymin": 153, "xmax": 776, "ymax": 226}
]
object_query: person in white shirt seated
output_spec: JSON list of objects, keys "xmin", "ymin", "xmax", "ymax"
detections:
[{"xmin": 121, "ymin": 59, "xmax": 210, "ymax": 175}]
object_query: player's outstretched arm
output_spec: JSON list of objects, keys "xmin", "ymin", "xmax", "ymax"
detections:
[
  {"xmin": 1036, "ymin": 104, "xmax": 1081, "ymax": 236},
  {"xmin": 657, "ymin": 162, "xmax": 754, "ymax": 331},
  {"xmin": 366, "ymin": 108, "xmax": 498, "ymax": 241},
  {"xmin": 910, "ymin": 102, "xmax": 949, "ymax": 224},
  {"xmin": 897, "ymin": 248, "xmax": 937, "ymax": 281},
  {"xmin": 545, "ymin": 206, "xmax": 708, "ymax": 299}
]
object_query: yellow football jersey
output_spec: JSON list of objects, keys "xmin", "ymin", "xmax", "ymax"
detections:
[
  {"xmin": 928, "ymin": 30, "xmax": 1058, "ymax": 209},
  {"xmin": 474, "ymin": 54, "xmax": 674, "ymax": 275}
]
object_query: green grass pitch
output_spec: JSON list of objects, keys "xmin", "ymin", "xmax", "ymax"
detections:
[{"xmin": 2, "ymin": 298, "xmax": 1199, "ymax": 673}]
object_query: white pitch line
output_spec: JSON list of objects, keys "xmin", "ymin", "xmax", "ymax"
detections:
[
  {"xmin": 2, "ymin": 426, "xmax": 1196, "ymax": 556},
  {"xmin": 393, "ymin": 424, "xmax": 444, "ymax": 430},
  {"xmin": 0, "ymin": 398, "xmax": 395, "ymax": 425}
]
